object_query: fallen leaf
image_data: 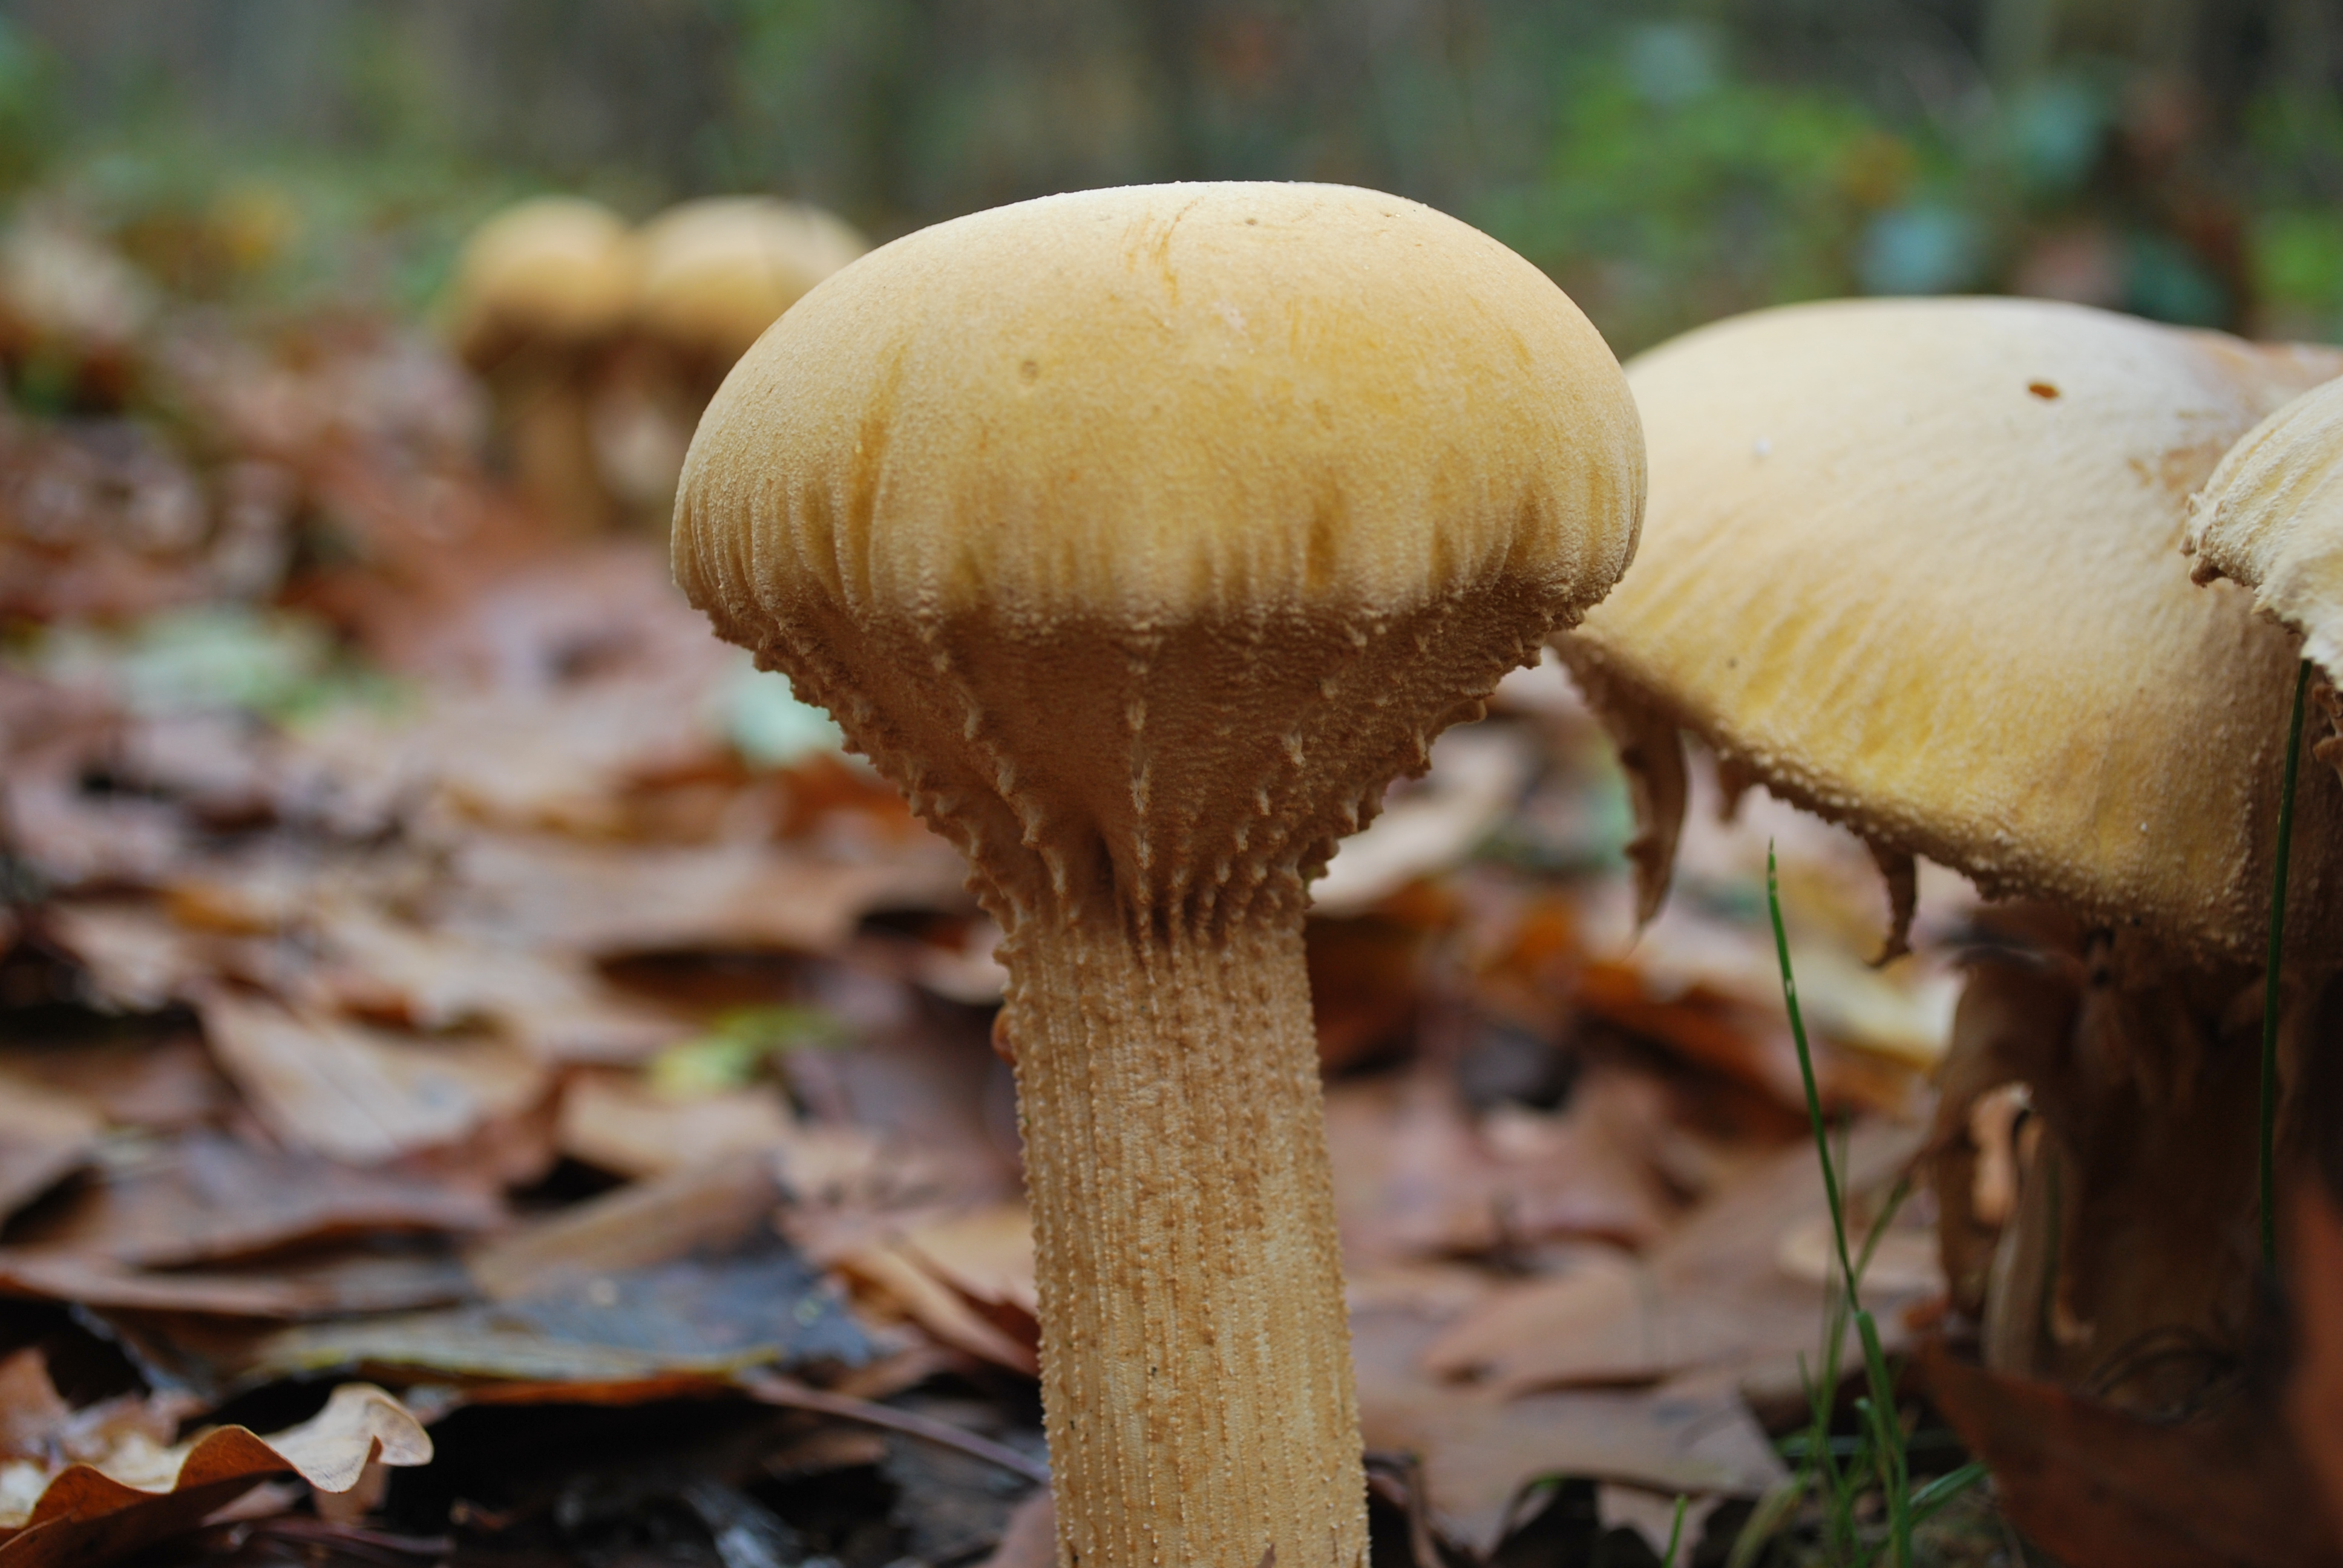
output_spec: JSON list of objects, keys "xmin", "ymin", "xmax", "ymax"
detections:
[
  {"xmin": 0, "ymin": 1074, "xmax": 99, "ymax": 1221},
  {"xmin": 431, "ymin": 831, "xmax": 963, "ymax": 960},
  {"xmin": 0, "ymin": 1248, "xmax": 470, "ymax": 1319},
  {"xmin": 1352, "ymin": 1296, "xmax": 1784, "ymax": 1555},
  {"xmin": 1421, "ymin": 1122, "xmax": 1934, "ymax": 1400},
  {"xmin": 468, "ymin": 1151, "xmax": 782, "ymax": 1303},
  {"xmin": 899, "ymin": 1204, "xmax": 1039, "ymax": 1325},
  {"xmin": 834, "ymin": 1244, "xmax": 1039, "ymax": 1377},
  {"xmin": 0, "ymin": 1035, "xmax": 228, "ymax": 1129},
  {"xmin": 1315, "ymin": 725, "xmax": 1536, "ymax": 915},
  {"xmin": 252, "ymin": 1232, "xmax": 870, "ymax": 1390},
  {"xmin": 975, "ymin": 1490, "xmax": 1056, "ymax": 1568},
  {"xmin": 197, "ymin": 991, "xmax": 546, "ymax": 1165},
  {"xmin": 1921, "ymin": 1339, "xmax": 2342, "ymax": 1568},
  {"xmin": 1324, "ymin": 1060, "xmax": 1681, "ymax": 1267},
  {"xmin": 0, "ymin": 1126, "xmax": 501, "ymax": 1269},
  {"xmin": 557, "ymin": 1068, "xmax": 799, "ymax": 1178},
  {"xmin": 0, "ymin": 1382, "xmax": 429, "ymax": 1568}
]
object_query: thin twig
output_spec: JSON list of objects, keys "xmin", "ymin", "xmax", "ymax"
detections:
[{"xmin": 737, "ymin": 1369, "xmax": 1052, "ymax": 1486}]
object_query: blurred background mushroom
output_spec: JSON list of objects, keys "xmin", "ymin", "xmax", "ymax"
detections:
[
  {"xmin": 444, "ymin": 194, "xmax": 638, "ymax": 532},
  {"xmin": 442, "ymin": 192, "xmax": 867, "ymax": 532}
]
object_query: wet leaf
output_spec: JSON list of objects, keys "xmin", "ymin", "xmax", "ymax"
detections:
[{"xmin": 252, "ymin": 1230, "xmax": 870, "ymax": 1390}]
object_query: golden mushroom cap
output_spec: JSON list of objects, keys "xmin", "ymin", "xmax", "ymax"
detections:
[
  {"xmin": 2189, "ymin": 374, "xmax": 2343, "ymax": 682},
  {"xmin": 1557, "ymin": 296, "xmax": 2343, "ymax": 967},
  {"xmin": 635, "ymin": 196, "xmax": 868, "ymax": 364},
  {"xmin": 678, "ymin": 181, "xmax": 1639, "ymax": 629},
  {"xmin": 446, "ymin": 196, "xmax": 639, "ymax": 364},
  {"xmin": 676, "ymin": 181, "xmax": 1642, "ymax": 923}
]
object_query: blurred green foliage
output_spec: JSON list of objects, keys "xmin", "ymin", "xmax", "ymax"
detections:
[{"xmin": 0, "ymin": 1, "xmax": 2336, "ymax": 350}]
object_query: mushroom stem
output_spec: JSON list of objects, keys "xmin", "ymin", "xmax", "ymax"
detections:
[{"xmin": 1009, "ymin": 909, "xmax": 1363, "ymax": 1568}]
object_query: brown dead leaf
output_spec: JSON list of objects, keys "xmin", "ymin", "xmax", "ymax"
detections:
[
  {"xmin": 468, "ymin": 1151, "xmax": 782, "ymax": 1302},
  {"xmin": 2293, "ymin": 1175, "xmax": 2343, "ymax": 1543},
  {"xmin": 306, "ymin": 903, "xmax": 686, "ymax": 1063},
  {"xmin": 900, "ymin": 1204, "xmax": 1039, "ymax": 1325},
  {"xmin": 37, "ymin": 903, "xmax": 215, "ymax": 1013},
  {"xmin": 0, "ymin": 1036, "xmax": 227, "ymax": 1129},
  {"xmin": 431, "ymin": 832, "xmax": 963, "ymax": 960},
  {"xmin": 834, "ymin": 1244, "xmax": 1038, "ymax": 1377},
  {"xmin": 0, "ymin": 1248, "xmax": 470, "ymax": 1319},
  {"xmin": 1921, "ymin": 1340, "xmax": 2342, "ymax": 1568},
  {"xmin": 1, "ymin": 1128, "xmax": 500, "ymax": 1269},
  {"xmin": 1324, "ymin": 1060, "xmax": 1680, "ymax": 1267},
  {"xmin": 0, "ymin": 1352, "xmax": 72, "ymax": 1455},
  {"xmin": 556, "ymin": 1069, "xmax": 798, "ymax": 1178},
  {"xmin": 833, "ymin": 1203, "xmax": 1044, "ymax": 1376},
  {"xmin": 974, "ymin": 1489, "xmax": 1055, "ymax": 1568},
  {"xmin": 0, "ymin": 1382, "xmax": 429, "ymax": 1568},
  {"xmin": 1421, "ymin": 1122, "xmax": 1934, "ymax": 1399},
  {"xmin": 197, "ymin": 991, "xmax": 546, "ymax": 1165},
  {"xmin": 0, "ymin": 1074, "xmax": 99, "ymax": 1221},
  {"xmin": 1352, "ymin": 1295, "xmax": 1784, "ymax": 1555}
]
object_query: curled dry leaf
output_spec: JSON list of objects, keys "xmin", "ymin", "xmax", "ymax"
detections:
[{"xmin": 0, "ymin": 1382, "xmax": 429, "ymax": 1568}]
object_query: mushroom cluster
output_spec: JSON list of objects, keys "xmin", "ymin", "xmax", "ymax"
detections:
[
  {"xmin": 675, "ymin": 182, "xmax": 1643, "ymax": 1568},
  {"xmin": 1551, "ymin": 296, "xmax": 2343, "ymax": 1407},
  {"xmin": 446, "ymin": 194, "xmax": 868, "ymax": 530}
]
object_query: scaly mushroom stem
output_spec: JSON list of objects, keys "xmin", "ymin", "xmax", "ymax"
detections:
[{"xmin": 1009, "ymin": 910, "xmax": 1363, "ymax": 1568}]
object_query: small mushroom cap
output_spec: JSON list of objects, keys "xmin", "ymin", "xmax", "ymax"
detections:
[
  {"xmin": 634, "ymin": 197, "xmax": 868, "ymax": 364},
  {"xmin": 1557, "ymin": 297, "xmax": 2343, "ymax": 967},
  {"xmin": 446, "ymin": 197, "xmax": 639, "ymax": 364},
  {"xmin": 677, "ymin": 182, "xmax": 1642, "ymax": 922},
  {"xmin": 2188, "ymin": 374, "xmax": 2343, "ymax": 681}
]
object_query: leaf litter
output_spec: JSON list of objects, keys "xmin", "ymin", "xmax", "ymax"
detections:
[{"xmin": 0, "ymin": 215, "xmax": 2031, "ymax": 1567}]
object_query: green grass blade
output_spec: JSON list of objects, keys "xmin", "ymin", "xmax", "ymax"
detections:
[
  {"xmin": 1909, "ymin": 1461, "xmax": 1991, "ymax": 1524},
  {"xmin": 1662, "ymin": 1494, "xmax": 1689, "ymax": 1567},
  {"xmin": 1768, "ymin": 843, "xmax": 1856, "ymax": 1297},
  {"xmin": 2262, "ymin": 658, "xmax": 2311, "ymax": 1272}
]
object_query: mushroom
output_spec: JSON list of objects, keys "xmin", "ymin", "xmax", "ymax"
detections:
[
  {"xmin": 1549, "ymin": 296, "xmax": 2343, "ymax": 1405},
  {"xmin": 579, "ymin": 197, "xmax": 871, "ymax": 523},
  {"xmin": 444, "ymin": 196, "xmax": 640, "ymax": 530},
  {"xmin": 634, "ymin": 196, "xmax": 867, "ymax": 387},
  {"xmin": 674, "ymin": 182, "xmax": 1642, "ymax": 1568},
  {"xmin": 2188, "ymin": 373, "xmax": 2343, "ymax": 786}
]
